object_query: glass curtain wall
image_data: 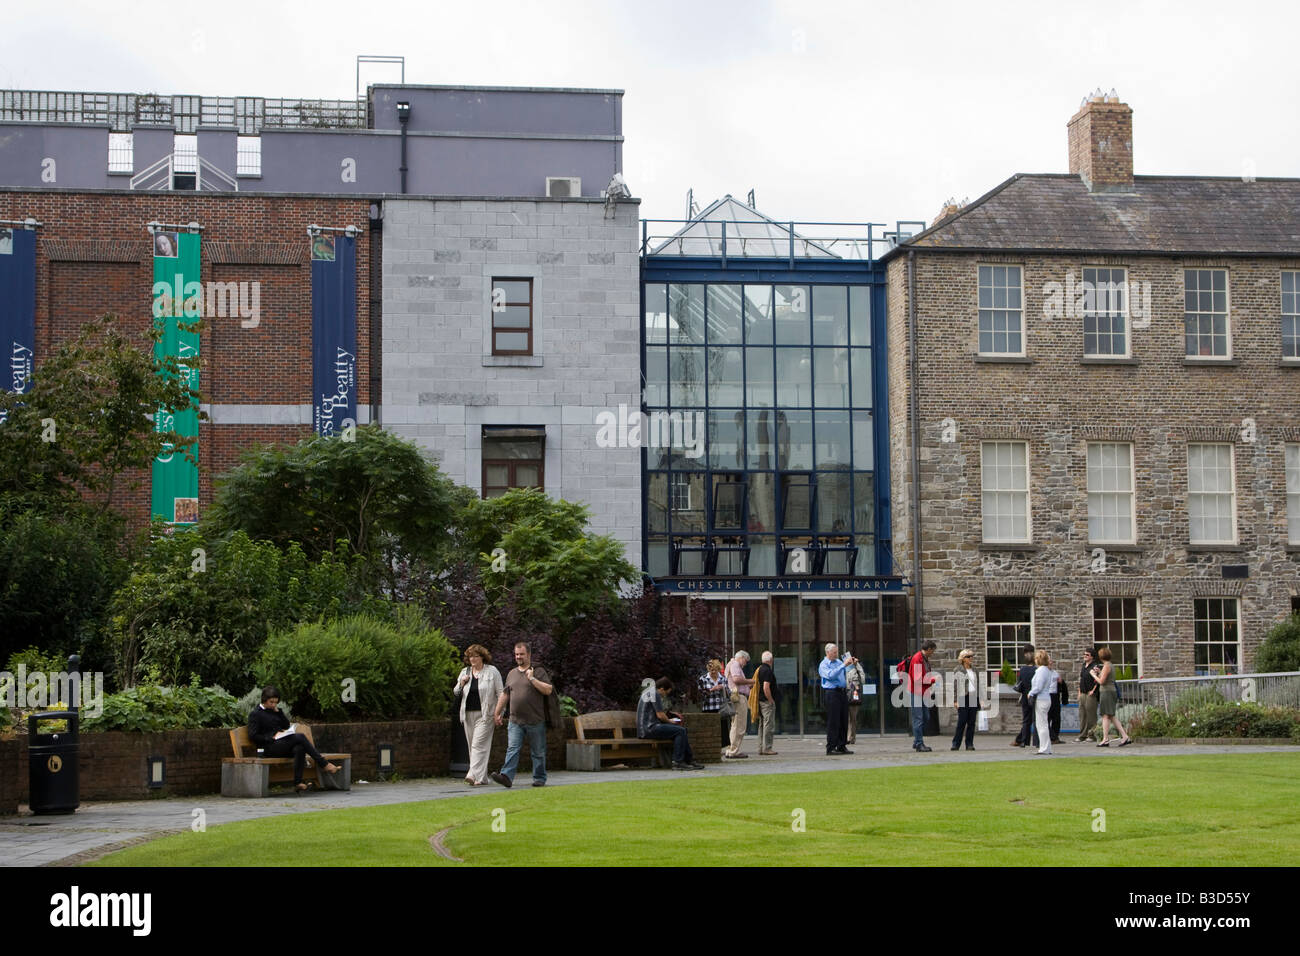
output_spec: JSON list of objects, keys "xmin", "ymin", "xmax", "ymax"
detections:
[{"xmin": 645, "ymin": 282, "xmax": 875, "ymax": 578}]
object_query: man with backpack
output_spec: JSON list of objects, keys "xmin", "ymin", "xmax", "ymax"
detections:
[{"xmin": 900, "ymin": 640, "xmax": 937, "ymax": 752}]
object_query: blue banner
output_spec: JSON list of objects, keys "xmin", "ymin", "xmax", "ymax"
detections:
[
  {"xmin": 0, "ymin": 227, "xmax": 36, "ymax": 425},
  {"xmin": 311, "ymin": 233, "xmax": 357, "ymax": 436}
]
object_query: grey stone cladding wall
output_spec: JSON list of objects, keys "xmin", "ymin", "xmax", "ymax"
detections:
[
  {"xmin": 382, "ymin": 197, "xmax": 642, "ymax": 564},
  {"xmin": 887, "ymin": 251, "xmax": 1300, "ymax": 682}
]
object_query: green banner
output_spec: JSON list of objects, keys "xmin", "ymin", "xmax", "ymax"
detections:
[{"xmin": 151, "ymin": 230, "xmax": 200, "ymax": 524}]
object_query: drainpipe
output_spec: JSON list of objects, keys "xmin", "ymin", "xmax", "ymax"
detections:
[
  {"xmin": 396, "ymin": 101, "xmax": 410, "ymax": 194},
  {"xmin": 907, "ymin": 249, "xmax": 923, "ymax": 654}
]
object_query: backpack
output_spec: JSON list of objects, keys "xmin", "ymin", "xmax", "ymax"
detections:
[{"xmin": 895, "ymin": 652, "xmax": 917, "ymax": 684}]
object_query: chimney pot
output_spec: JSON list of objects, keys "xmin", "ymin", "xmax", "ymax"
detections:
[{"xmin": 1068, "ymin": 93, "xmax": 1133, "ymax": 192}]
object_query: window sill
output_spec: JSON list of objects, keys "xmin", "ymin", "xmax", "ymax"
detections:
[
  {"xmin": 1186, "ymin": 544, "xmax": 1246, "ymax": 553},
  {"xmin": 482, "ymin": 355, "xmax": 544, "ymax": 367},
  {"xmin": 107, "ymin": 170, "xmax": 133, "ymax": 177},
  {"xmin": 1285, "ymin": 546, "xmax": 1300, "ymax": 555},
  {"xmin": 1280, "ymin": 360, "xmax": 1300, "ymax": 369},
  {"xmin": 978, "ymin": 542, "xmax": 1038, "ymax": 552},
  {"xmin": 236, "ymin": 173, "xmax": 263, "ymax": 180},
  {"xmin": 1088, "ymin": 543, "xmax": 1142, "ymax": 552},
  {"xmin": 1080, "ymin": 357, "xmax": 1138, "ymax": 365},
  {"xmin": 974, "ymin": 355, "xmax": 1032, "ymax": 364},
  {"xmin": 1182, "ymin": 357, "xmax": 1240, "ymax": 367}
]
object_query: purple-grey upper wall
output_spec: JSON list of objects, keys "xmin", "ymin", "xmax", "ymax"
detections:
[{"xmin": 0, "ymin": 86, "xmax": 624, "ymax": 197}]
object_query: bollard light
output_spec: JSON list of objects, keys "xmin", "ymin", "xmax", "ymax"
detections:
[
  {"xmin": 147, "ymin": 756, "xmax": 166, "ymax": 789},
  {"xmin": 378, "ymin": 744, "xmax": 394, "ymax": 776}
]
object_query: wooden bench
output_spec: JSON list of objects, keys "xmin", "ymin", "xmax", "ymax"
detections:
[
  {"xmin": 565, "ymin": 711, "xmax": 672, "ymax": 772},
  {"xmin": 221, "ymin": 725, "xmax": 352, "ymax": 798}
]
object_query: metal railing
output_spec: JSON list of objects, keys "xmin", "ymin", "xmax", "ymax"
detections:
[
  {"xmin": 1114, "ymin": 671, "xmax": 1300, "ymax": 721},
  {"xmin": 641, "ymin": 219, "xmax": 913, "ymax": 266},
  {"xmin": 129, "ymin": 154, "xmax": 238, "ymax": 192},
  {"xmin": 1, "ymin": 89, "xmax": 366, "ymax": 134}
]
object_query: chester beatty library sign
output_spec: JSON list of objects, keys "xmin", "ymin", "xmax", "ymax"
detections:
[{"xmin": 657, "ymin": 577, "xmax": 908, "ymax": 595}]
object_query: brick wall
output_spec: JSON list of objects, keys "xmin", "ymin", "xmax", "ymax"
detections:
[
  {"xmin": 0, "ymin": 190, "xmax": 373, "ymax": 526},
  {"xmin": 4, "ymin": 720, "xmax": 454, "ymax": 806},
  {"xmin": 888, "ymin": 251, "xmax": 1300, "ymax": 686}
]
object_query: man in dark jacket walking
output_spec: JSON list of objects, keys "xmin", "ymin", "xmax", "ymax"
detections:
[{"xmin": 1012, "ymin": 645, "xmax": 1036, "ymax": 747}]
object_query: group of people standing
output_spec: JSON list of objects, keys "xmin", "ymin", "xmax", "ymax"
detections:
[{"xmin": 1013, "ymin": 643, "xmax": 1131, "ymax": 753}]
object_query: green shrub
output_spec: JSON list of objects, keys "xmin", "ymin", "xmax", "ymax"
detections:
[
  {"xmin": 82, "ymin": 677, "xmax": 244, "ymax": 733},
  {"xmin": 999, "ymin": 660, "xmax": 1015, "ymax": 685},
  {"xmin": 1256, "ymin": 614, "xmax": 1300, "ymax": 673},
  {"xmin": 1169, "ymin": 687, "xmax": 1226, "ymax": 713},
  {"xmin": 254, "ymin": 609, "xmax": 459, "ymax": 721},
  {"xmin": 1131, "ymin": 700, "xmax": 1300, "ymax": 739}
]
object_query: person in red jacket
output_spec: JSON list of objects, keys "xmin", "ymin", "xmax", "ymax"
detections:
[{"xmin": 906, "ymin": 641, "xmax": 937, "ymax": 752}]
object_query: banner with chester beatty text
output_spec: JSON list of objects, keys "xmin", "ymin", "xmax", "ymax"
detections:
[
  {"xmin": 0, "ymin": 226, "xmax": 37, "ymax": 425},
  {"xmin": 150, "ymin": 229, "xmax": 201, "ymax": 524},
  {"xmin": 311, "ymin": 232, "xmax": 357, "ymax": 436}
]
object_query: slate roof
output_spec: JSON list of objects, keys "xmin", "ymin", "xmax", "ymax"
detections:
[{"xmin": 885, "ymin": 173, "xmax": 1300, "ymax": 260}]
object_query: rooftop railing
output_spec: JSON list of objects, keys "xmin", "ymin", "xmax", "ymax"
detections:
[{"xmin": 0, "ymin": 89, "xmax": 367, "ymax": 134}]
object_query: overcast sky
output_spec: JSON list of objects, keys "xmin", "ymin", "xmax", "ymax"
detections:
[{"xmin": 4, "ymin": 0, "xmax": 1297, "ymax": 229}]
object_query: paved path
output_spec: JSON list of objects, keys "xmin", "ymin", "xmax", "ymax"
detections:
[{"xmin": 3, "ymin": 735, "xmax": 1296, "ymax": 867}]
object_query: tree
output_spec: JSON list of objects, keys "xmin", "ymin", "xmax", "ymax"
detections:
[
  {"xmin": 0, "ymin": 314, "xmax": 201, "ymax": 511},
  {"xmin": 202, "ymin": 426, "xmax": 467, "ymax": 593},
  {"xmin": 1256, "ymin": 613, "xmax": 1300, "ymax": 673}
]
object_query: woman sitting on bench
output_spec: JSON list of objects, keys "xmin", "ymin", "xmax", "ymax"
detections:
[{"xmin": 248, "ymin": 686, "xmax": 341, "ymax": 791}]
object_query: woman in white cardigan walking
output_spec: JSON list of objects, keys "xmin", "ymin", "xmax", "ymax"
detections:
[{"xmin": 454, "ymin": 644, "xmax": 505, "ymax": 785}]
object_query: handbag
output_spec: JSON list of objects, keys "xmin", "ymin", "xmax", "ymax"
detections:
[
  {"xmin": 720, "ymin": 695, "xmax": 735, "ymax": 718},
  {"xmin": 977, "ymin": 711, "xmax": 990, "ymax": 732}
]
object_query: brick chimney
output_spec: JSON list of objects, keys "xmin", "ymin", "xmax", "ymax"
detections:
[{"xmin": 1068, "ymin": 90, "xmax": 1133, "ymax": 191}]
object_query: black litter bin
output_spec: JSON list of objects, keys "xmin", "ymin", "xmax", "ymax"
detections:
[{"xmin": 28, "ymin": 711, "xmax": 79, "ymax": 815}]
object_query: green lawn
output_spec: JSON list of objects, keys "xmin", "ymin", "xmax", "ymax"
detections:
[{"xmin": 92, "ymin": 754, "xmax": 1300, "ymax": 866}]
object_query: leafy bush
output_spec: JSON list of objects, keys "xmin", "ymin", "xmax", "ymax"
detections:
[
  {"xmin": 82, "ymin": 677, "xmax": 244, "ymax": 733},
  {"xmin": 1169, "ymin": 687, "xmax": 1226, "ymax": 712},
  {"xmin": 999, "ymin": 660, "xmax": 1015, "ymax": 686},
  {"xmin": 108, "ymin": 527, "xmax": 390, "ymax": 690},
  {"xmin": 1256, "ymin": 614, "xmax": 1300, "ymax": 673},
  {"xmin": 1130, "ymin": 700, "xmax": 1300, "ymax": 739},
  {"xmin": 254, "ymin": 609, "xmax": 459, "ymax": 721}
]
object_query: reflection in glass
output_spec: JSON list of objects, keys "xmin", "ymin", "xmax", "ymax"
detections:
[
  {"xmin": 647, "ymin": 540, "xmax": 669, "ymax": 577},
  {"xmin": 817, "ymin": 472, "xmax": 851, "ymax": 532},
  {"xmin": 708, "ymin": 409, "xmax": 745, "ymax": 470},
  {"xmin": 748, "ymin": 535, "xmax": 776, "ymax": 575},
  {"xmin": 744, "ymin": 285, "xmax": 773, "ymax": 344},
  {"xmin": 707, "ymin": 285, "xmax": 743, "ymax": 345},
  {"xmin": 780, "ymin": 473, "xmax": 814, "ymax": 530},
  {"xmin": 775, "ymin": 410, "xmax": 813, "ymax": 470},
  {"xmin": 645, "ymin": 283, "xmax": 668, "ymax": 345},
  {"xmin": 669, "ymin": 348, "xmax": 705, "ymax": 407},
  {"xmin": 815, "ymin": 410, "xmax": 851, "ymax": 469},
  {"xmin": 747, "ymin": 407, "xmax": 775, "ymax": 470},
  {"xmin": 648, "ymin": 472, "xmax": 668, "ymax": 532},
  {"xmin": 814, "ymin": 348, "xmax": 850, "ymax": 406},
  {"xmin": 851, "ymin": 348, "xmax": 872, "ymax": 406},
  {"xmin": 852, "ymin": 412, "xmax": 874, "ymax": 470},
  {"xmin": 745, "ymin": 347, "xmax": 774, "ymax": 406},
  {"xmin": 812, "ymin": 286, "xmax": 849, "ymax": 346},
  {"xmin": 712, "ymin": 474, "xmax": 747, "ymax": 531},
  {"xmin": 748, "ymin": 473, "xmax": 776, "ymax": 533},
  {"xmin": 776, "ymin": 349, "xmax": 812, "ymax": 407},
  {"xmin": 853, "ymin": 472, "xmax": 875, "ymax": 534},
  {"xmin": 669, "ymin": 283, "xmax": 705, "ymax": 344},
  {"xmin": 644, "ymin": 346, "xmax": 667, "ymax": 407},
  {"xmin": 669, "ymin": 472, "xmax": 707, "ymax": 533},
  {"xmin": 850, "ymin": 285, "xmax": 871, "ymax": 345},
  {"xmin": 775, "ymin": 285, "xmax": 811, "ymax": 345},
  {"xmin": 707, "ymin": 347, "xmax": 744, "ymax": 406}
]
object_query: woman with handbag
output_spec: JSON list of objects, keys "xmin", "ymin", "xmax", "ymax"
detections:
[
  {"xmin": 454, "ymin": 644, "xmax": 504, "ymax": 786},
  {"xmin": 950, "ymin": 649, "xmax": 982, "ymax": 750}
]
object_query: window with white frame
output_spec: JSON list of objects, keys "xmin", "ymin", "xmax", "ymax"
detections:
[
  {"xmin": 1082, "ymin": 267, "xmax": 1129, "ymax": 357},
  {"xmin": 1193, "ymin": 598, "xmax": 1239, "ymax": 675},
  {"xmin": 978, "ymin": 265, "xmax": 1023, "ymax": 356},
  {"xmin": 1283, "ymin": 271, "xmax": 1300, "ymax": 359},
  {"xmin": 236, "ymin": 136, "xmax": 262, "ymax": 176},
  {"xmin": 1092, "ymin": 598, "xmax": 1141, "ymax": 676},
  {"xmin": 1087, "ymin": 442, "xmax": 1135, "ymax": 543},
  {"xmin": 1187, "ymin": 443, "xmax": 1236, "ymax": 545},
  {"xmin": 670, "ymin": 473, "xmax": 692, "ymax": 512},
  {"xmin": 981, "ymin": 441, "xmax": 1030, "ymax": 542},
  {"xmin": 985, "ymin": 596, "xmax": 1032, "ymax": 681},
  {"xmin": 1286, "ymin": 443, "xmax": 1300, "ymax": 546},
  {"xmin": 1184, "ymin": 269, "xmax": 1229, "ymax": 358},
  {"xmin": 107, "ymin": 133, "xmax": 133, "ymax": 173}
]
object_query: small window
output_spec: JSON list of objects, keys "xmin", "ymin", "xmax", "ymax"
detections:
[
  {"xmin": 1184, "ymin": 269, "xmax": 1230, "ymax": 358},
  {"xmin": 108, "ymin": 133, "xmax": 134, "ymax": 173},
  {"xmin": 1193, "ymin": 598, "xmax": 1239, "ymax": 675},
  {"xmin": 1092, "ymin": 598, "xmax": 1141, "ymax": 675},
  {"xmin": 1282, "ymin": 271, "xmax": 1300, "ymax": 359},
  {"xmin": 981, "ymin": 440, "xmax": 1031, "ymax": 543},
  {"xmin": 1082, "ymin": 267, "xmax": 1128, "ymax": 357},
  {"xmin": 985, "ymin": 596, "xmax": 1033, "ymax": 681},
  {"xmin": 481, "ymin": 427, "xmax": 544, "ymax": 498},
  {"xmin": 1187, "ymin": 443, "xmax": 1236, "ymax": 545},
  {"xmin": 1286, "ymin": 443, "xmax": 1300, "ymax": 546},
  {"xmin": 491, "ymin": 278, "xmax": 533, "ymax": 355},
  {"xmin": 237, "ymin": 136, "xmax": 262, "ymax": 176},
  {"xmin": 977, "ymin": 265, "xmax": 1024, "ymax": 356}
]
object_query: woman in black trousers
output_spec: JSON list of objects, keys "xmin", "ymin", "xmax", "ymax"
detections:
[
  {"xmin": 247, "ymin": 686, "xmax": 340, "ymax": 791},
  {"xmin": 951, "ymin": 649, "xmax": 982, "ymax": 751}
]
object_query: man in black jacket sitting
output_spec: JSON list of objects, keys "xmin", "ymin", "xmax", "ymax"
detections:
[{"xmin": 248, "ymin": 686, "xmax": 340, "ymax": 791}]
